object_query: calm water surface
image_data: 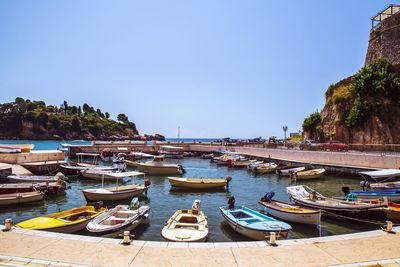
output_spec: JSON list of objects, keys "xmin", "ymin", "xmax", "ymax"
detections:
[{"xmin": 0, "ymin": 155, "xmax": 378, "ymax": 242}]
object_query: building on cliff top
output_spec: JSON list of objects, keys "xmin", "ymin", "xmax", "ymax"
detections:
[{"xmin": 365, "ymin": 4, "xmax": 400, "ymax": 66}]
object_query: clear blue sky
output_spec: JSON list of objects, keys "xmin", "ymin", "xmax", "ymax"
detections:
[{"xmin": 0, "ymin": 1, "xmax": 394, "ymax": 138}]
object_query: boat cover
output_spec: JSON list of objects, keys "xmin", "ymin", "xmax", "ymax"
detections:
[
  {"xmin": 359, "ymin": 169, "xmax": 400, "ymax": 179},
  {"xmin": 286, "ymin": 186, "xmax": 310, "ymax": 198}
]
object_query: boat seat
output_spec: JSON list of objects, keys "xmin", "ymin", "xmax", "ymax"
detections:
[{"xmin": 115, "ymin": 211, "xmax": 135, "ymax": 218}]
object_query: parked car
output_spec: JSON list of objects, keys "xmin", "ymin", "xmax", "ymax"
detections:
[
  {"xmin": 299, "ymin": 140, "xmax": 322, "ymax": 151},
  {"xmin": 322, "ymin": 141, "xmax": 349, "ymax": 152}
]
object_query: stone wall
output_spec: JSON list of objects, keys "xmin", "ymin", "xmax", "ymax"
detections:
[{"xmin": 365, "ymin": 11, "xmax": 400, "ymax": 66}]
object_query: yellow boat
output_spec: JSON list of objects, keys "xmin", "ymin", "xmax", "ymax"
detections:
[
  {"xmin": 16, "ymin": 205, "xmax": 107, "ymax": 233},
  {"xmin": 291, "ymin": 168, "xmax": 326, "ymax": 180},
  {"xmin": 168, "ymin": 176, "xmax": 231, "ymax": 189}
]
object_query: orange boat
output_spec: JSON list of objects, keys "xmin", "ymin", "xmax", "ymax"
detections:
[{"xmin": 386, "ymin": 203, "xmax": 400, "ymax": 222}]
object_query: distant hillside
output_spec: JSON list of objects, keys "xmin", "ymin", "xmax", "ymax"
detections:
[{"xmin": 0, "ymin": 98, "xmax": 163, "ymax": 140}]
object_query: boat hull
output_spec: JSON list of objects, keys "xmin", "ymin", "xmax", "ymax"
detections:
[
  {"xmin": 82, "ymin": 187, "xmax": 149, "ymax": 202},
  {"xmin": 259, "ymin": 201, "xmax": 321, "ymax": 225},
  {"xmin": 0, "ymin": 192, "xmax": 43, "ymax": 206},
  {"xmin": 135, "ymin": 164, "xmax": 182, "ymax": 175},
  {"xmin": 220, "ymin": 208, "xmax": 289, "ymax": 240},
  {"xmin": 168, "ymin": 177, "xmax": 227, "ymax": 189}
]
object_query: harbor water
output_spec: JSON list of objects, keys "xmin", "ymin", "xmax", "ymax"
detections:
[{"xmin": 0, "ymin": 141, "xmax": 377, "ymax": 242}]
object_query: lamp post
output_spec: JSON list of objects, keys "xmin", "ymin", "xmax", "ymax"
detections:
[{"xmin": 283, "ymin": 126, "xmax": 288, "ymax": 147}]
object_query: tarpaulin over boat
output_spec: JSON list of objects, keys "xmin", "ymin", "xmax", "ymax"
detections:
[{"xmin": 359, "ymin": 169, "xmax": 400, "ymax": 179}]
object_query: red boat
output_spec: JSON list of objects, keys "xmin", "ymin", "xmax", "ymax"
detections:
[{"xmin": 0, "ymin": 181, "xmax": 66, "ymax": 195}]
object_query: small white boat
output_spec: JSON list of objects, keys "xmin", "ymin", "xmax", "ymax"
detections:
[
  {"xmin": 161, "ymin": 200, "xmax": 208, "ymax": 242},
  {"xmin": 251, "ymin": 163, "xmax": 278, "ymax": 174},
  {"xmin": 247, "ymin": 161, "xmax": 264, "ymax": 170},
  {"xmin": 134, "ymin": 156, "xmax": 184, "ymax": 175},
  {"xmin": 276, "ymin": 166, "xmax": 305, "ymax": 177},
  {"xmin": 82, "ymin": 171, "xmax": 149, "ymax": 202},
  {"xmin": 0, "ymin": 191, "xmax": 44, "ymax": 206},
  {"xmin": 87, "ymin": 198, "xmax": 150, "ymax": 237},
  {"xmin": 258, "ymin": 192, "xmax": 322, "ymax": 225}
]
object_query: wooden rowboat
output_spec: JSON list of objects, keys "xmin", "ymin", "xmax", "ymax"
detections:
[
  {"xmin": 290, "ymin": 168, "xmax": 326, "ymax": 180},
  {"xmin": 161, "ymin": 200, "xmax": 208, "ymax": 242},
  {"xmin": 168, "ymin": 177, "xmax": 231, "ymax": 189},
  {"xmin": 16, "ymin": 205, "xmax": 107, "ymax": 233},
  {"xmin": 259, "ymin": 199, "xmax": 322, "ymax": 225},
  {"xmin": 0, "ymin": 191, "xmax": 44, "ymax": 206}
]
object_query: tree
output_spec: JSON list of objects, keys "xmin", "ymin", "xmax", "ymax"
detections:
[
  {"xmin": 63, "ymin": 101, "xmax": 69, "ymax": 113},
  {"xmin": 105, "ymin": 112, "xmax": 110, "ymax": 119},
  {"xmin": 71, "ymin": 116, "xmax": 81, "ymax": 132},
  {"xmin": 82, "ymin": 103, "xmax": 90, "ymax": 113},
  {"xmin": 117, "ymin": 113, "xmax": 129, "ymax": 124},
  {"xmin": 49, "ymin": 116, "xmax": 60, "ymax": 130}
]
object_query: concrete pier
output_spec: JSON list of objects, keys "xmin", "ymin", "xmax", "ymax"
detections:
[{"xmin": 0, "ymin": 225, "xmax": 399, "ymax": 266}]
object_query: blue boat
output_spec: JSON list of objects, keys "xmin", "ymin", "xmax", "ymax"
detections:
[
  {"xmin": 219, "ymin": 205, "xmax": 292, "ymax": 240},
  {"xmin": 350, "ymin": 189, "xmax": 400, "ymax": 202}
]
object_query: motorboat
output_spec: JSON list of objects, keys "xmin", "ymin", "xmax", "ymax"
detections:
[
  {"xmin": 250, "ymin": 163, "xmax": 278, "ymax": 174},
  {"xmin": 229, "ymin": 159, "xmax": 257, "ymax": 169},
  {"xmin": 161, "ymin": 200, "xmax": 208, "ymax": 242},
  {"xmin": 290, "ymin": 168, "xmax": 326, "ymax": 180},
  {"xmin": 258, "ymin": 192, "xmax": 322, "ymax": 225},
  {"xmin": 168, "ymin": 176, "xmax": 231, "ymax": 189},
  {"xmin": 86, "ymin": 198, "xmax": 150, "ymax": 237},
  {"xmin": 0, "ymin": 180, "xmax": 67, "ymax": 195},
  {"xmin": 276, "ymin": 166, "xmax": 306, "ymax": 177},
  {"xmin": 247, "ymin": 161, "xmax": 264, "ymax": 170},
  {"xmin": 359, "ymin": 169, "xmax": 400, "ymax": 190},
  {"xmin": 16, "ymin": 204, "xmax": 107, "ymax": 233},
  {"xmin": 82, "ymin": 171, "xmax": 150, "ymax": 201},
  {"xmin": 286, "ymin": 185, "xmax": 387, "ymax": 216},
  {"xmin": 60, "ymin": 153, "xmax": 102, "ymax": 175},
  {"xmin": 6, "ymin": 172, "xmax": 68, "ymax": 183},
  {"xmin": 346, "ymin": 188, "xmax": 400, "ymax": 203},
  {"xmin": 158, "ymin": 145, "xmax": 184, "ymax": 158},
  {"xmin": 220, "ymin": 198, "xmax": 291, "ymax": 240},
  {"xmin": 134, "ymin": 156, "xmax": 184, "ymax": 175},
  {"xmin": 0, "ymin": 191, "xmax": 44, "ymax": 206},
  {"xmin": 0, "ymin": 144, "xmax": 34, "ymax": 153}
]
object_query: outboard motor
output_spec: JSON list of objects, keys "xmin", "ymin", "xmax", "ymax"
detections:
[
  {"xmin": 360, "ymin": 180, "xmax": 366, "ymax": 191},
  {"xmin": 225, "ymin": 176, "xmax": 232, "ymax": 188},
  {"xmin": 228, "ymin": 196, "xmax": 235, "ymax": 209},
  {"xmin": 261, "ymin": 192, "xmax": 275, "ymax": 203},
  {"xmin": 342, "ymin": 186, "xmax": 351, "ymax": 196},
  {"xmin": 192, "ymin": 199, "xmax": 201, "ymax": 211},
  {"xmin": 94, "ymin": 201, "xmax": 103, "ymax": 211}
]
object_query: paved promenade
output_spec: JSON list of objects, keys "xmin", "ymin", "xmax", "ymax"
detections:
[{"xmin": 1, "ymin": 225, "xmax": 400, "ymax": 267}]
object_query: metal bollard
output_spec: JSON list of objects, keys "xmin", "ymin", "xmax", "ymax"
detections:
[
  {"xmin": 385, "ymin": 221, "xmax": 395, "ymax": 233},
  {"xmin": 4, "ymin": 218, "xmax": 13, "ymax": 231},
  {"xmin": 267, "ymin": 232, "xmax": 277, "ymax": 246},
  {"xmin": 123, "ymin": 231, "xmax": 131, "ymax": 245}
]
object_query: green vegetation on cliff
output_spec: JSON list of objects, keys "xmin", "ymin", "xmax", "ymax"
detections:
[
  {"xmin": 0, "ymin": 98, "xmax": 138, "ymax": 140},
  {"xmin": 303, "ymin": 58, "xmax": 400, "ymax": 143}
]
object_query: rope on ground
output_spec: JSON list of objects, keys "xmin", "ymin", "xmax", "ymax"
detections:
[{"xmin": 323, "ymin": 210, "xmax": 391, "ymax": 226}]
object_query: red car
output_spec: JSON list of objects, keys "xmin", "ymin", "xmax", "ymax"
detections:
[{"xmin": 322, "ymin": 141, "xmax": 349, "ymax": 151}]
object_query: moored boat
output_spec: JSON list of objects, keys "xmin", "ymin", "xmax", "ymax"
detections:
[
  {"xmin": 286, "ymin": 185, "xmax": 387, "ymax": 216},
  {"xmin": 86, "ymin": 198, "xmax": 150, "ymax": 237},
  {"xmin": 258, "ymin": 192, "xmax": 322, "ymax": 225},
  {"xmin": 134, "ymin": 156, "xmax": 184, "ymax": 175},
  {"xmin": 0, "ymin": 180, "xmax": 67, "ymax": 195},
  {"xmin": 168, "ymin": 176, "xmax": 231, "ymax": 189},
  {"xmin": 161, "ymin": 200, "xmax": 208, "ymax": 242},
  {"xmin": 16, "ymin": 204, "xmax": 107, "ymax": 233},
  {"xmin": 290, "ymin": 168, "xmax": 325, "ymax": 180},
  {"xmin": 385, "ymin": 203, "xmax": 400, "ymax": 222},
  {"xmin": 251, "ymin": 163, "xmax": 278, "ymax": 174},
  {"xmin": 0, "ymin": 191, "xmax": 44, "ymax": 206},
  {"xmin": 6, "ymin": 172, "xmax": 68, "ymax": 183},
  {"xmin": 276, "ymin": 166, "xmax": 305, "ymax": 177},
  {"xmin": 82, "ymin": 171, "xmax": 150, "ymax": 201},
  {"xmin": 359, "ymin": 169, "xmax": 400, "ymax": 190},
  {"xmin": 220, "ymin": 200, "xmax": 292, "ymax": 240},
  {"xmin": 345, "ymin": 188, "xmax": 400, "ymax": 203}
]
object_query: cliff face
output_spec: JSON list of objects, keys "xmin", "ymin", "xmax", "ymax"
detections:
[{"xmin": 319, "ymin": 63, "xmax": 400, "ymax": 144}]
